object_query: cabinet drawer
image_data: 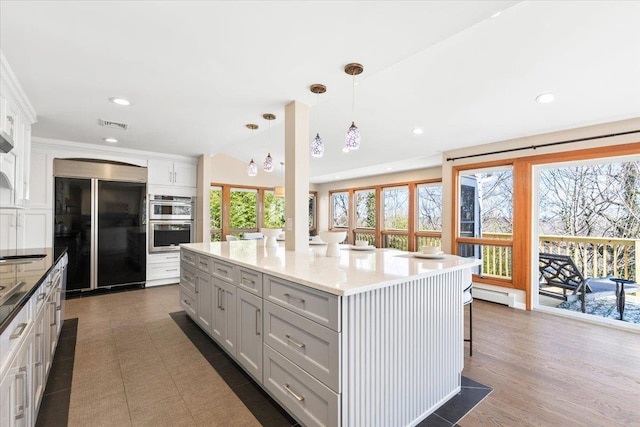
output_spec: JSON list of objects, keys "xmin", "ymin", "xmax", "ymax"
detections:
[
  {"xmin": 263, "ymin": 344, "xmax": 339, "ymax": 427},
  {"xmin": 180, "ymin": 287, "xmax": 197, "ymax": 319},
  {"xmin": 148, "ymin": 252, "xmax": 181, "ymax": 264},
  {"xmin": 265, "ymin": 275, "xmax": 340, "ymax": 331},
  {"xmin": 181, "ymin": 250, "xmax": 197, "ymax": 267},
  {"xmin": 238, "ymin": 267, "xmax": 262, "ymax": 296},
  {"xmin": 197, "ymin": 256, "xmax": 213, "ymax": 274},
  {"xmin": 212, "ymin": 259, "xmax": 237, "ymax": 284},
  {"xmin": 148, "ymin": 263, "xmax": 180, "ymax": 280},
  {"xmin": 180, "ymin": 264, "xmax": 197, "ymax": 294},
  {"xmin": 0, "ymin": 298, "xmax": 32, "ymax": 371},
  {"xmin": 264, "ymin": 301, "xmax": 339, "ymax": 392}
]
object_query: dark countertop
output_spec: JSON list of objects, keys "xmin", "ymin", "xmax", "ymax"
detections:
[{"xmin": 0, "ymin": 247, "xmax": 68, "ymax": 334}]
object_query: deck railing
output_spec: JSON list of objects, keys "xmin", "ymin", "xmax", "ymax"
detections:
[{"xmin": 482, "ymin": 232, "xmax": 639, "ymax": 281}]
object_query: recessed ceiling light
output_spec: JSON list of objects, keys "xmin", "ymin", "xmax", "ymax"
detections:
[
  {"xmin": 412, "ymin": 128, "xmax": 423, "ymax": 135},
  {"xmin": 342, "ymin": 147, "xmax": 350, "ymax": 153},
  {"xmin": 386, "ymin": 167, "xmax": 393, "ymax": 171},
  {"xmin": 109, "ymin": 97, "xmax": 131, "ymax": 106},
  {"xmin": 334, "ymin": 175, "xmax": 341, "ymax": 179},
  {"xmin": 535, "ymin": 93, "xmax": 555, "ymax": 103},
  {"xmin": 103, "ymin": 137, "xmax": 118, "ymax": 143},
  {"xmin": 491, "ymin": 11, "xmax": 502, "ymax": 19}
]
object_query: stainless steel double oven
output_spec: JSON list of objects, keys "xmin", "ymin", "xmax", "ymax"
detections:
[{"xmin": 148, "ymin": 195, "xmax": 195, "ymax": 252}]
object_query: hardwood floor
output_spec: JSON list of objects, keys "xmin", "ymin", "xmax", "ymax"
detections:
[{"xmin": 460, "ymin": 300, "xmax": 640, "ymax": 427}]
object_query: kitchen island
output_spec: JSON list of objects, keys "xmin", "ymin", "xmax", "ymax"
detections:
[{"xmin": 180, "ymin": 241, "xmax": 480, "ymax": 427}]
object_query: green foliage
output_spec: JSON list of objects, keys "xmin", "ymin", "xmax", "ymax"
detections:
[
  {"xmin": 210, "ymin": 188, "xmax": 221, "ymax": 229},
  {"xmin": 264, "ymin": 192, "xmax": 285, "ymax": 228},
  {"xmin": 230, "ymin": 190, "xmax": 257, "ymax": 229}
]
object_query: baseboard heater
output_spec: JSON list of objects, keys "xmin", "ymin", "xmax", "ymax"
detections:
[{"xmin": 473, "ymin": 287, "xmax": 515, "ymax": 307}]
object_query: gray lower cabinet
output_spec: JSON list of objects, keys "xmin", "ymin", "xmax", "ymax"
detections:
[
  {"xmin": 236, "ymin": 289, "xmax": 263, "ymax": 382},
  {"xmin": 212, "ymin": 277, "xmax": 236, "ymax": 356},
  {"xmin": 195, "ymin": 272, "xmax": 213, "ymax": 334},
  {"xmin": 180, "ymin": 248, "xmax": 341, "ymax": 427}
]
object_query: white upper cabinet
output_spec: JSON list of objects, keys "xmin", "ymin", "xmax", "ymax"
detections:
[
  {"xmin": 148, "ymin": 159, "xmax": 196, "ymax": 187},
  {"xmin": 0, "ymin": 50, "xmax": 37, "ymax": 208}
]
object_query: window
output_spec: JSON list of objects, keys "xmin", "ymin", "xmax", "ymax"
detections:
[
  {"xmin": 264, "ymin": 190, "xmax": 285, "ymax": 228},
  {"xmin": 416, "ymin": 183, "xmax": 442, "ymax": 248},
  {"xmin": 382, "ymin": 185, "xmax": 409, "ymax": 250},
  {"xmin": 417, "ymin": 183, "xmax": 442, "ymax": 232},
  {"xmin": 354, "ymin": 189, "xmax": 376, "ymax": 229},
  {"xmin": 229, "ymin": 188, "xmax": 258, "ymax": 231},
  {"xmin": 331, "ymin": 192, "xmax": 349, "ymax": 228},
  {"xmin": 456, "ymin": 166, "xmax": 514, "ymax": 280},
  {"xmin": 210, "ymin": 183, "xmax": 319, "ymax": 242},
  {"xmin": 309, "ymin": 192, "xmax": 317, "ymax": 231},
  {"xmin": 210, "ymin": 186, "xmax": 222, "ymax": 241}
]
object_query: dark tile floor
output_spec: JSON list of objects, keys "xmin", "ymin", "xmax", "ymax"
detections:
[
  {"xmin": 170, "ymin": 310, "xmax": 493, "ymax": 427},
  {"xmin": 36, "ymin": 318, "xmax": 78, "ymax": 427},
  {"xmin": 170, "ymin": 311, "xmax": 298, "ymax": 427}
]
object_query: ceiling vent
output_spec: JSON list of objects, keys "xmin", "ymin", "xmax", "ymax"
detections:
[{"xmin": 98, "ymin": 119, "xmax": 128, "ymax": 130}]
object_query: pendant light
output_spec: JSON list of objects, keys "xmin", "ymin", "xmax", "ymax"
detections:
[
  {"xmin": 274, "ymin": 162, "xmax": 285, "ymax": 198},
  {"xmin": 263, "ymin": 113, "xmax": 276, "ymax": 172},
  {"xmin": 344, "ymin": 63, "xmax": 364, "ymax": 151},
  {"xmin": 246, "ymin": 123, "xmax": 259, "ymax": 177},
  {"xmin": 309, "ymin": 84, "xmax": 326, "ymax": 158}
]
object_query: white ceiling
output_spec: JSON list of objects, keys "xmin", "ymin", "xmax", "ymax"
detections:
[{"xmin": 1, "ymin": 1, "xmax": 639, "ymax": 183}]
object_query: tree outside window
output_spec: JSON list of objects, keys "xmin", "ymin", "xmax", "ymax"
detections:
[
  {"xmin": 332, "ymin": 192, "xmax": 349, "ymax": 228},
  {"xmin": 210, "ymin": 186, "xmax": 222, "ymax": 241},
  {"xmin": 383, "ymin": 186, "xmax": 409, "ymax": 230},
  {"xmin": 417, "ymin": 184, "xmax": 442, "ymax": 232},
  {"xmin": 264, "ymin": 191, "xmax": 285, "ymax": 228},
  {"xmin": 355, "ymin": 189, "xmax": 376, "ymax": 228},
  {"xmin": 230, "ymin": 188, "xmax": 257, "ymax": 230}
]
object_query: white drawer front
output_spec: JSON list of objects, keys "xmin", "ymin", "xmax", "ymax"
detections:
[
  {"xmin": 0, "ymin": 297, "xmax": 32, "ymax": 371},
  {"xmin": 148, "ymin": 263, "xmax": 180, "ymax": 280},
  {"xmin": 238, "ymin": 267, "xmax": 262, "ymax": 296},
  {"xmin": 212, "ymin": 259, "xmax": 237, "ymax": 284},
  {"xmin": 180, "ymin": 287, "xmax": 197, "ymax": 319},
  {"xmin": 264, "ymin": 301, "xmax": 339, "ymax": 392},
  {"xmin": 265, "ymin": 275, "xmax": 340, "ymax": 331},
  {"xmin": 263, "ymin": 344, "xmax": 339, "ymax": 427},
  {"xmin": 180, "ymin": 264, "xmax": 197, "ymax": 294},
  {"xmin": 180, "ymin": 249, "xmax": 197, "ymax": 267},
  {"xmin": 148, "ymin": 252, "xmax": 181, "ymax": 264}
]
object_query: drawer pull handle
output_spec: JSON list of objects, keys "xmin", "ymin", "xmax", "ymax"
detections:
[
  {"xmin": 37, "ymin": 293, "xmax": 46, "ymax": 301},
  {"xmin": 217, "ymin": 268, "xmax": 228, "ymax": 275},
  {"xmin": 283, "ymin": 293, "xmax": 305, "ymax": 304},
  {"xmin": 220, "ymin": 288, "xmax": 225, "ymax": 311},
  {"xmin": 166, "ymin": 268, "xmax": 178, "ymax": 272},
  {"xmin": 283, "ymin": 383, "xmax": 305, "ymax": 402},
  {"xmin": 242, "ymin": 278, "xmax": 255, "ymax": 286},
  {"xmin": 255, "ymin": 309, "xmax": 261, "ymax": 335},
  {"xmin": 10, "ymin": 322, "xmax": 28, "ymax": 340},
  {"xmin": 285, "ymin": 334, "xmax": 305, "ymax": 348},
  {"xmin": 15, "ymin": 367, "xmax": 27, "ymax": 419},
  {"xmin": 183, "ymin": 299, "xmax": 191, "ymax": 306}
]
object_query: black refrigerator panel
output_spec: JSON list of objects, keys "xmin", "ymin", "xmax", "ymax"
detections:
[
  {"xmin": 97, "ymin": 181, "xmax": 146, "ymax": 287},
  {"xmin": 54, "ymin": 177, "xmax": 91, "ymax": 291}
]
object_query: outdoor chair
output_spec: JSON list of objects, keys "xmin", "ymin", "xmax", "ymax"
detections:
[{"xmin": 538, "ymin": 252, "xmax": 638, "ymax": 320}]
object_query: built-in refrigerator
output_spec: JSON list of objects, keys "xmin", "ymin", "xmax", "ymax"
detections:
[{"xmin": 54, "ymin": 159, "xmax": 147, "ymax": 291}]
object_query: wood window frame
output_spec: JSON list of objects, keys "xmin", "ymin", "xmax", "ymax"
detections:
[{"xmin": 450, "ymin": 142, "xmax": 640, "ymax": 310}]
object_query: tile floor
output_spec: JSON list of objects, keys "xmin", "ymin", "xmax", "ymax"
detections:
[{"xmin": 36, "ymin": 284, "xmax": 490, "ymax": 426}]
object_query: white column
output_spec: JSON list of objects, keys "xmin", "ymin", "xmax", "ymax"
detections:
[{"xmin": 284, "ymin": 101, "xmax": 310, "ymax": 252}]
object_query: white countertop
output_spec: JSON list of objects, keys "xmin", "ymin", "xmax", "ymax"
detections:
[{"xmin": 182, "ymin": 241, "xmax": 480, "ymax": 296}]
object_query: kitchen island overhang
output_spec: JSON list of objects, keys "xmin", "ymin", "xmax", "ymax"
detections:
[{"xmin": 180, "ymin": 241, "xmax": 480, "ymax": 427}]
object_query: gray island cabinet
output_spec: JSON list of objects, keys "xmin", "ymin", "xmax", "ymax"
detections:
[{"xmin": 180, "ymin": 241, "xmax": 479, "ymax": 427}]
